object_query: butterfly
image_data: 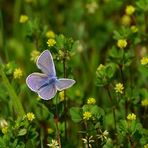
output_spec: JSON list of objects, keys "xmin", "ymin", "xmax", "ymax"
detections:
[{"xmin": 26, "ymin": 50, "xmax": 76, "ymax": 100}]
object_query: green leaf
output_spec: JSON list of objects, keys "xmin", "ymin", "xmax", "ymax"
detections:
[
  {"xmin": 18, "ymin": 128, "xmax": 27, "ymax": 136},
  {"xmin": 90, "ymin": 105, "xmax": 104, "ymax": 116},
  {"xmin": 105, "ymin": 63, "xmax": 116, "ymax": 78},
  {"xmin": 119, "ymin": 120, "xmax": 128, "ymax": 135},
  {"xmin": 70, "ymin": 107, "xmax": 82, "ymax": 123},
  {"xmin": 56, "ymin": 34, "xmax": 65, "ymax": 49}
]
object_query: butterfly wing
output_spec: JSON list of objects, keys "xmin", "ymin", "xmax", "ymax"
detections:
[
  {"xmin": 38, "ymin": 83, "xmax": 57, "ymax": 100},
  {"xmin": 26, "ymin": 73, "xmax": 48, "ymax": 92},
  {"xmin": 56, "ymin": 78, "xmax": 76, "ymax": 91},
  {"xmin": 37, "ymin": 50, "xmax": 56, "ymax": 76}
]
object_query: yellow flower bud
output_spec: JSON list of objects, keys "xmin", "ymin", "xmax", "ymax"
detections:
[
  {"xmin": 19, "ymin": 15, "xmax": 29, "ymax": 23},
  {"xmin": 26, "ymin": 112, "xmax": 35, "ymax": 121},
  {"xmin": 127, "ymin": 113, "xmax": 136, "ymax": 121},
  {"xmin": 125, "ymin": 5, "xmax": 135, "ymax": 15},
  {"xmin": 114, "ymin": 83, "xmax": 124, "ymax": 94},
  {"xmin": 13, "ymin": 68, "xmax": 23, "ymax": 79},
  {"xmin": 141, "ymin": 99, "xmax": 148, "ymax": 107},
  {"xmin": 1, "ymin": 126, "xmax": 8, "ymax": 134},
  {"xmin": 121, "ymin": 15, "xmax": 131, "ymax": 26},
  {"xmin": 97, "ymin": 64, "xmax": 105, "ymax": 71},
  {"xmin": 30, "ymin": 50, "xmax": 40, "ymax": 62},
  {"xmin": 131, "ymin": 25, "xmax": 138, "ymax": 33},
  {"xmin": 83, "ymin": 111, "xmax": 92, "ymax": 120},
  {"xmin": 141, "ymin": 57, "xmax": 148, "ymax": 65},
  {"xmin": 117, "ymin": 39, "xmax": 127, "ymax": 49},
  {"xmin": 46, "ymin": 31, "xmax": 55, "ymax": 38},
  {"xmin": 47, "ymin": 39, "xmax": 56, "ymax": 47},
  {"xmin": 87, "ymin": 97, "xmax": 96, "ymax": 105}
]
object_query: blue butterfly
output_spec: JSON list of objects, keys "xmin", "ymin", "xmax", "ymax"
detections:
[{"xmin": 26, "ymin": 50, "xmax": 75, "ymax": 100}]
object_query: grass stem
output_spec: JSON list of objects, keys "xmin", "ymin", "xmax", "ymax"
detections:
[{"xmin": 0, "ymin": 66, "xmax": 25, "ymax": 117}]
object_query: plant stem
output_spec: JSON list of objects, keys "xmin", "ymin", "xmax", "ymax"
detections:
[
  {"xmin": 145, "ymin": 11, "xmax": 148, "ymax": 33},
  {"xmin": 106, "ymin": 86, "xmax": 117, "ymax": 131},
  {"xmin": 13, "ymin": 0, "xmax": 22, "ymax": 37},
  {"xmin": 0, "ymin": 11, "xmax": 9, "ymax": 62},
  {"xmin": 55, "ymin": 96, "xmax": 62, "ymax": 148},
  {"xmin": 119, "ymin": 65, "xmax": 127, "ymax": 118},
  {"xmin": 0, "ymin": 66, "xmax": 25, "ymax": 117},
  {"xmin": 63, "ymin": 49, "xmax": 67, "ymax": 140},
  {"xmin": 55, "ymin": 117, "xmax": 62, "ymax": 148}
]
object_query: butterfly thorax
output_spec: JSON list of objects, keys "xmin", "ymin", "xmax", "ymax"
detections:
[
  {"xmin": 38, "ymin": 76, "xmax": 57, "ymax": 90},
  {"xmin": 47, "ymin": 76, "xmax": 57, "ymax": 83}
]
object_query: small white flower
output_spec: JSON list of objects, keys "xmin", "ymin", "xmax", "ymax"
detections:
[
  {"xmin": 82, "ymin": 136, "xmax": 94, "ymax": 148},
  {"xmin": 47, "ymin": 139, "xmax": 59, "ymax": 148}
]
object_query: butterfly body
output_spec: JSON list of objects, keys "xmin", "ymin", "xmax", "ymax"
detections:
[
  {"xmin": 26, "ymin": 50, "xmax": 75, "ymax": 100},
  {"xmin": 38, "ymin": 76, "xmax": 57, "ymax": 90}
]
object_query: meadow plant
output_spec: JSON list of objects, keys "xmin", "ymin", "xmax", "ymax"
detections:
[{"xmin": 0, "ymin": 0, "xmax": 148, "ymax": 147}]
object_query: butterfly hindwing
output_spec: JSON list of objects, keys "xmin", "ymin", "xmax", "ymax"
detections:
[
  {"xmin": 26, "ymin": 73, "xmax": 48, "ymax": 92},
  {"xmin": 56, "ymin": 78, "xmax": 76, "ymax": 91},
  {"xmin": 38, "ymin": 83, "xmax": 57, "ymax": 100}
]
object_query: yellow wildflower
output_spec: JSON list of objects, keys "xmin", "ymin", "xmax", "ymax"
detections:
[
  {"xmin": 13, "ymin": 68, "xmax": 23, "ymax": 79},
  {"xmin": 114, "ymin": 83, "xmax": 124, "ymax": 94},
  {"xmin": 47, "ymin": 39, "xmax": 56, "ymax": 47},
  {"xmin": 86, "ymin": 2, "xmax": 98, "ymax": 14},
  {"xmin": 141, "ymin": 57, "xmax": 148, "ymax": 65},
  {"xmin": 46, "ymin": 30, "xmax": 55, "ymax": 38},
  {"xmin": 0, "ymin": 119, "xmax": 8, "ymax": 128},
  {"xmin": 131, "ymin": 25, "xmax": 138, "ymax": 33},
  {"xmin": 117, "ymin": 39, "xmax": 127, "ymax": 49},
  {"xmin": 83, "ymin": 111, "xmax": 92, "ymax": 120},
  {"xmin": 141, "ymin": 99, "xmax": 148, "ymax": 107},
  {"xmin": 0, "ymin": 119, "xmax": 8, "ymax": 134},
  {"xmin": 58, "ymin": 50, "xmax": 64, "ymax": 58},
  {"xmin": 87, "ymin": 97, "xmax": 96, "ymax": 105},
  {"xmin": 75, "ymin": 90, "xmax": 81, "ymax": 97},
  {"xmin": 25, "ymin": 0, "xmax": 33, "ymax": 3},
  {"xmin": 19, "ymin": 15, "xmax": 29, "ymax": 23},
  {"xmin": 77, "ymin": 42, "xmax": 84, "ymax": 53},
  {"xmin": 121, "ymin": 15, "xmax": 131, "ymax": 26},
  {"xmin": 140, "ymin": 47, "xmax": 147, "ymax": 57},
  {"xmin": 97, "ymin": 64, "xmax": 105, "ymax": 71},
  {"xmin": 47, "ymin": 128, "xmax": 54, "ymax": 134},
  {"xmin": 1, "ymin": 126, "xmax": 8, "ymax": 134},
  {"xmin": 144, "ymin": 144, "xmax": 148, "ymax": 148},
  {"xmin": 59, "ymin": 91, "xmax": 65, "ymax": 102},
  {"xmin": 127, "ymin": 113, "xmax": 136, "ymax": 121},
  {"xmin": 125, "ymin": 5, "xmax": 135, "ymax": 15},
  {"xmin": 30, "ymin": 50, "xmax": 40, "ymax": 62},
  {"xmin": 26, "ymin": 112, "xmax": 35, "ymax": 121}
]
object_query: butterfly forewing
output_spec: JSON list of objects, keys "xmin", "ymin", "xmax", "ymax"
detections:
[
  {"xmin": 56, "ymin": 78, "xmax": 76, "ymax": 91},
  {"xmin": 37, "ymin": 50, "xmax": 56, "ymax": 76}
]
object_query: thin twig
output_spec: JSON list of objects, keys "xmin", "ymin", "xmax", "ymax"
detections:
[
  {"xmin": 119, "ymin": 65, "xmax": 127, "ymax": 118},
  {"xmin": 55, "ymin": 96, "xmax": 62, "ymax": 148},
  {"xmin": 63, "ymin": 49, "xmax": 67, "ymax": 140},
  {"xmin": 55, "ymin": 117, "xmax": 62, "ymax": 148},
  {"xmin": 106, "ymin": 86, "xmax": 117, "ymax": 131}
]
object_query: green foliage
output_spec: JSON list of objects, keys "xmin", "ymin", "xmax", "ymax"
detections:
[
  {"xmin": 69, "ymin": 107, "xmax": 82, "ymax": 123},
  {"xmin": 96, "ymin": 63, "xmax": 116, "ymax": 86},
  {"xmin": 0, "ymin": 0, "xmax": 148, "ymax": 147}
]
